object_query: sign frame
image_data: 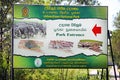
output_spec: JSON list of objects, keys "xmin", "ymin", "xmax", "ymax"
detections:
[{"xmin": 13, "ymin": 4, "xmax": 108, "ymax": 69}]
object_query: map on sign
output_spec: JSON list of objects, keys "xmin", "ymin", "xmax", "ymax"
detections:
[{"xmin": 13, "ymin": 5, "xmax": 108, "ymax": 68}]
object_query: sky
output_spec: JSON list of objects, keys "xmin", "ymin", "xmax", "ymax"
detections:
[{"xmin": 98, "ymin": 0, "xmax": 120, "ymax": 31}]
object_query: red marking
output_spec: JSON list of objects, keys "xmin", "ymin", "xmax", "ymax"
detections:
[{"xmin": 92, "ymin": 24, "xmax": 101, "ymax": 36}]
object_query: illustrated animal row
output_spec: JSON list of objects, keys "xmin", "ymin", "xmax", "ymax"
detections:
[
  {"xmin": 14, "ymin": 22, "xmax": 46, "ymax": 39},
  {"xmin": 49, "ymin": 40, "xmax": 73, "ymax": 49},
  {"xmin": 78, "ymin": 42, "xmax": 102, "ymax": 52}
]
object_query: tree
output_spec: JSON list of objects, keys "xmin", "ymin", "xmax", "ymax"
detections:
[
  {"xmin": 112, "ymin": 30, "xmax": 120, "ymax": 67},
  {"xmin": 112, "ymin": 11, "xmax": 120, "ymax": 67},
  {"xmin": 114, "ymin": 11, "xmax": 120, "ymax": 28},
  {"xmin": 0, "ymin": 0, "xmax": 18, "ymax": 80},
  {"xmin": 20, "ymin": 0, "xmax": 100, "ymax": 5}
]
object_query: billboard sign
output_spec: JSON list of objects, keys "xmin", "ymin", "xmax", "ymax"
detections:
[{"xmin": 13, "ymin": 5, "xmax": 108, "ymax": 68}]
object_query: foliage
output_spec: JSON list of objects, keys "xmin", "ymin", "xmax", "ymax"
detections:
[
  {"xmin": 20, "ymin": 0, "xmax": 100, "ymax": 5},
  {"xmin": 111, "ymin": 30, "xmax": 120, "ymax": 67},
  {"xmin": 112, "ymin": 10, "xmax": 120, "ymax": 67},
  {"xmin": 114, "ymin": 11, "xmax": 120, "ymax": 28},
  {"xmin": 14, "ymin": 69, "xmax": 106, "ymax": 80}
]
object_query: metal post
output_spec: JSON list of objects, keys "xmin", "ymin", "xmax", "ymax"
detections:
[
  {"xmin": 101, "ymin": 69, "xmax": 103, "ymax": 80},
  {"xmin": 11, "ymin": 13, "xmax": 14, "ymax": 80},
  {"xmin": 108, "ymin": 30, "xmax": 117, "ymax": 80},
  {"xmin": 87, "ymin": 69, "xmax": 89, "ymax": 80},
  {"xmin": 11, "ymin": 28, "xmax": 14, "ymax": 80},
  {"xmin": 106, "ymin": 68, "xmax": 109, "ymax": 80},
  {"xmin": 0, "ymin": 28, "xmax": 2, "ymax": 52}
]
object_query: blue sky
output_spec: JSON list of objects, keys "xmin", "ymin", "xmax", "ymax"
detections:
[{"xmin": 98, "ymin": 0, "xmax": 120, "ymax": 30}]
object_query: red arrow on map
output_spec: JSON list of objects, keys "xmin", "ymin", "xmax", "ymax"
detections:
[{"xmin": 92, "ymin": 24, "xmax": 101, "ymax": 36}]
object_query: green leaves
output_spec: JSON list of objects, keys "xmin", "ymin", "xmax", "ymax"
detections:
[
  {"xmin": 114, "ymin": 11, "xmax": 120, "ymax": 28},
  {"xmin": 112, "ymin": 30, "xmax": 120, "ymax": 67}
]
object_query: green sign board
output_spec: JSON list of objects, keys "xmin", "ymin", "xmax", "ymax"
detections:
[{"xmin": 13, "ymin": 4, "xmax": 108, "ymax": 68}]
